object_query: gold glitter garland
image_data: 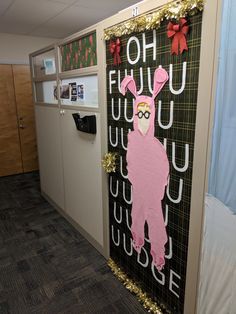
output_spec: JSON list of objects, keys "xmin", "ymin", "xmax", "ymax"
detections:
[
  {"xmin": 104, "ymin": 0, "xmax": 204, "ymax": 40},
  {"xmin": 102, "ymin": 152, "xmax": 118, "ymax": 173},
  {"xmin": 108, "ymin": 258, "xmax": 170, "ymax": 314}
]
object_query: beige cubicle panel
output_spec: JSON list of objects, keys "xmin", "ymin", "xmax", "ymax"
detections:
[
  {"xmin": 185, "ymin": 0, "xmax": 222, "ymax": 313},
  {"xmin": 60, "ymin": 109, "xmax": 103, "ymax": 248},
  {"xmin": 30, "ymin": 24, "xmax": 109, "ymax": 258},
  {"xmin": 35, "ymin": 105, "xmax": 65, "ymax": 210}
]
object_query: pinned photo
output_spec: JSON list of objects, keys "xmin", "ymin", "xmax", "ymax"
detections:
[
  {"xmin": 60, "ymin": 85, "xmax": 70, "ymax": 99},
  {"xmin": 77, "ymin": 84, "xmax": 84, "ymax": 100},
  {"xmin": 53, "ymin": 85, "xmax": 58, "ymax": 100},
  {"xmin": 43, "ymin": 58, "xmax": 56, "ymax": 75},
  {"xmin": 71, "ymin": 96, "xmax": 77, "ymax": 102},
  {"xmin": 69, "ymin": 82, "xmax": 77, "ymax": 100}
]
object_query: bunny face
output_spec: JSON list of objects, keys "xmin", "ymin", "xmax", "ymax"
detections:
[
  {"xmin": 134, "ymin": 97, "xmax": 154, "ymax": 135},
  {"xmin": 136, "ymin": 102, "xmax": 150, "ymax": 135},
  {"xmin": 121, "ymin": 68, "xmax": 169, "ymax": 136}
]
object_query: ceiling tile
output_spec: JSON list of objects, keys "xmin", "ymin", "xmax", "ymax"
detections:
[
  {"xmin": 0, "ymin": 0, "xmax": 140, "ymax": 38},
  {"xmin": 3, "ymin": 0, "xmax": 68, "ymax": 25},
  {"xmin": 47, "ymin": 0, "xmax": 77, "ymax": 4},
  {"xmin": 0, "ymin": 0, "xmax": 14, "ymax": 16},
  {"xmin": 0, "ymin": 7, "xmax": 8, "ymax": 15},
  {"xmin": 28, "ymin": 26, "xmax": 70, "ymax": 38},
  {"xmin": 0, "ymin": 19, "xmax": 36, "ymax": 35},
  {"xmin": 0, "ymin": 0, "xmax": 14, "ymax": 8},
  {"xmin": 30, "ymin": 5, "xmax": 104, "ymax": 38},
  {"xmin": 74, "ymin": 0, "xmax": 138, "ymax": 10}
]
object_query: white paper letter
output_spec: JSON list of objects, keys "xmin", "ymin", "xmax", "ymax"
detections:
[
  {"xmin": 169, "ymin": 62, "xmax": 187, "ymax": 95},
  {"xmin": 143, "ymin": 30, "xmax": 156, "ymax": 62},
  {"xmin": 169, "ymin": 270, "xmax": 181, "ymax": 298},
  {"xmin": 109, "ymin": 70, "xmax": 116, "ymax": 94},
  {"xmin": 127, "ymin": 36, "xmax": 141, "ymax": 65}
]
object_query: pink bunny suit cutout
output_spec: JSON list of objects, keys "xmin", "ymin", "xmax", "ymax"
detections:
[{"xmin": 121, "ymin": 68, "xmax": 169, "ymax": 271}]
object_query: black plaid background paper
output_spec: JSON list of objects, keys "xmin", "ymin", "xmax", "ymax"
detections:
[{"xmin": 106, "ymin": 12, "xmax": 203, "ymax": 314}]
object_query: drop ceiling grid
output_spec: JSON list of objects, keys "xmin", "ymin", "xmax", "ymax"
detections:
[{"xmin": 0, "ymin": 0, "xmax": 139, "ymax": 38}]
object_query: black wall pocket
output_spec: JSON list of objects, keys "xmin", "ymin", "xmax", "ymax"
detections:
[{"xmin": 72, "ymin": 113, "xmax": 97, "ymax": 134}]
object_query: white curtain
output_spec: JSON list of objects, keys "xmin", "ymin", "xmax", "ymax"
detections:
[
  {"xmin": 208, "ymin": 0, "xmax": 236, "ymax": 214},
  {"xmin": 198, "ymin": 195, "xmax": 236, "ymax": 314}
]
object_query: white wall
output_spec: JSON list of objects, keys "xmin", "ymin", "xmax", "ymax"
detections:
[{"xmin": 0, "ymin": 33, "xmax": 56, "ymax": 64}]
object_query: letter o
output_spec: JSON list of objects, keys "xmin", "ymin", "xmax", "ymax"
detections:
[{"xmin": 127, "ymin": 36, "xmax": 141, "ymax": 65}]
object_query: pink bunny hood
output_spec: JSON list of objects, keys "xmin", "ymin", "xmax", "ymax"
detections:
[{"xmin": 121, "ymin": 68, "xmax": 169, "ymax": 136}]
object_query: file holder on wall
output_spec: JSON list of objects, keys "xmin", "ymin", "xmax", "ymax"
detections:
[{"xmin": 72, "ymin": 113, "xmax": 97, "ymax": 134}]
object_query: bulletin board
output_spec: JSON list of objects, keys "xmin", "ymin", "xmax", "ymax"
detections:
[
  {"xmin": 61, "ymin": 32, "xmax": 97, "ymax": 71},
  {"xmin": 105, "ymin": 3, "xmax": 203, "ymax": 313}
]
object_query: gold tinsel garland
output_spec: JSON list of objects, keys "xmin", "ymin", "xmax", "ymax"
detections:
[
  {"xmin": 102, "ymin": 152, "xmax": 118, "ymax": 173},
  {"xmin": 108, "ymin": 258, "xmax": 170, "ymax": 314},
  {"xmin": 104, "ymin": 0, "xmax": 204, "ymax": 40}
]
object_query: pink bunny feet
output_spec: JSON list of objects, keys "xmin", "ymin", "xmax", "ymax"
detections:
[
  {"xmin": 151, "ymin": 248, "xmax": 165, "ymax": 271},
  {"xmin": 132, "ymin": 231, "xmax": 144, "ymax": 254}
]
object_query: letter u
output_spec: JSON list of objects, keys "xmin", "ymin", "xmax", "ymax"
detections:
[
  {"xmin": 124, "ymin": 98, "xmax": 134, "ymax": 123},
  {"xmin": 123, "ymin": 233, "xmax": 133, "ymax": 256},
  {"xmin": 169, "ymin": 62, "xmax": 187, "ymax": 95},
  {"xmin": 157, "ymin": 100, "xmax": 174, "ymax": 129},
  {"xmin": 118, "ymin": 68, "xmax": 143, "ymax": 95},
  {"xmin": 151, "ymin": 263, "xmax": 165, "ymax": 285},
  {"xmin": 109, "ymin": 125, "xmax": 118, "ymax": 147},
  {"xmin": 165, "ymin": 237, "xmax": 173, "ymax": 259},
  {"xmin": 147, "ymin": 67, "xmax": 153, "ymax": 94},
  {"xmin": 164, "ymin": 204, "xmax": 169, "ymax": 227},
  {"xmin": 137, "ymin": 247, "xmax": 149, "ymax": 268},
  {"xmin": 121, "ymin": 128, "xmax": 131, "ymax": 151},
  {"xmin": 113, "ymin": 201, "xmax": 122, "ymax": 223},
  {"xmin": 137, "ymin": 67, "xmax": 143, "ymax": 94},
  {"xmin": 167, "ymin": 177, "xmax": 183, "ymax": 204},
  {"xmin": 111, "ymin": 98, "xmax": 121, "ymax": 121},
  {"xmin": 163, "ymin": 138, "xmax": 167, "ymax": 151},
  {"xmin": 126, "ymin": 209, "xmax": 132, "ymax": 230},
  {"xmin": 172, "ymin": 142, "xmax": 189, "ymax": 172},
  {"xmin": 118, "ymin": 69, "xmax": 134, "ymax": 93},
  {"xmin": 120, "ymin": 155, "xmax": 128, "ymax": 179},
  {"xmin": 110, "ymin": 176, "xmax": 119, "ymax": 198},
  {"xmin": 111, "ymin": 225, "xmax": 120, "ymax": 246},
  {"xmin": 123, "ymin": 181, "xmax": 132, "ymax": 204},
  {"xmin": 147, "ymin": 66, "xmax": 165, "ymax": 94}
]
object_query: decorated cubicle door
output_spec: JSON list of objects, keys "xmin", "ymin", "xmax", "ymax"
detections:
[{"xmin": 106, "ymin": 4, "xmax": 203, "ymax": 313}]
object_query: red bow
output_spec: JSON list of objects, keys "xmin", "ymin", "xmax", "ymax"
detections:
[
  {"xmin": 109, "ymin": 38, "xmax": 121, "ymax": 65},
  {"xmin": 167, "ymin": 18, "xmax": 189, "ymax": 55}
]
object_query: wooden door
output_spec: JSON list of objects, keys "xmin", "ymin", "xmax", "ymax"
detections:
[
  {"xmin": 0, "ymin": 65, "xmax": 23, "ymax": 176},
  {"xmin": 12, "ymin": 65, "xmax": 38, "ymax": 172}
]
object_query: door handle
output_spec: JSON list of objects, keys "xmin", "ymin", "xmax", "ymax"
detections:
[{"xmin": 19, "ymin": 124, "xmax": 26, "ymax": 129}]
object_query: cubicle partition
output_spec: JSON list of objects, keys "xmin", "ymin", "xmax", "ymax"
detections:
[
  {"xmin": 30, "ymin": 24, "xmax": 109, "ymax": 257},
  {"xmin": 30, "ymin": 0, "xmax": 221, "ymax": 312}
]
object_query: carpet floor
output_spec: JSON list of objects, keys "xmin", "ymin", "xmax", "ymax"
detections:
[{"xmin": 0, "ymin": 172, "xmax": 146, "ymax": 314}]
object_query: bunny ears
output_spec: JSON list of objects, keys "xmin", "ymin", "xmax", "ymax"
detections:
[{"xmin": 121, "ymin": 68, "xmax": 168, "ymax": 99}]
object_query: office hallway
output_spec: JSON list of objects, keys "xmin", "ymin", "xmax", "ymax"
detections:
[{"xmin": 0, "ymin": 172, "xmax": 146, "ymax": 314}]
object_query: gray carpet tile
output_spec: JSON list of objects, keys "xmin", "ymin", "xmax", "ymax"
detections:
[{"xmin": 0, "ymin": 172, "xmax": 147, "ymax": 314}]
